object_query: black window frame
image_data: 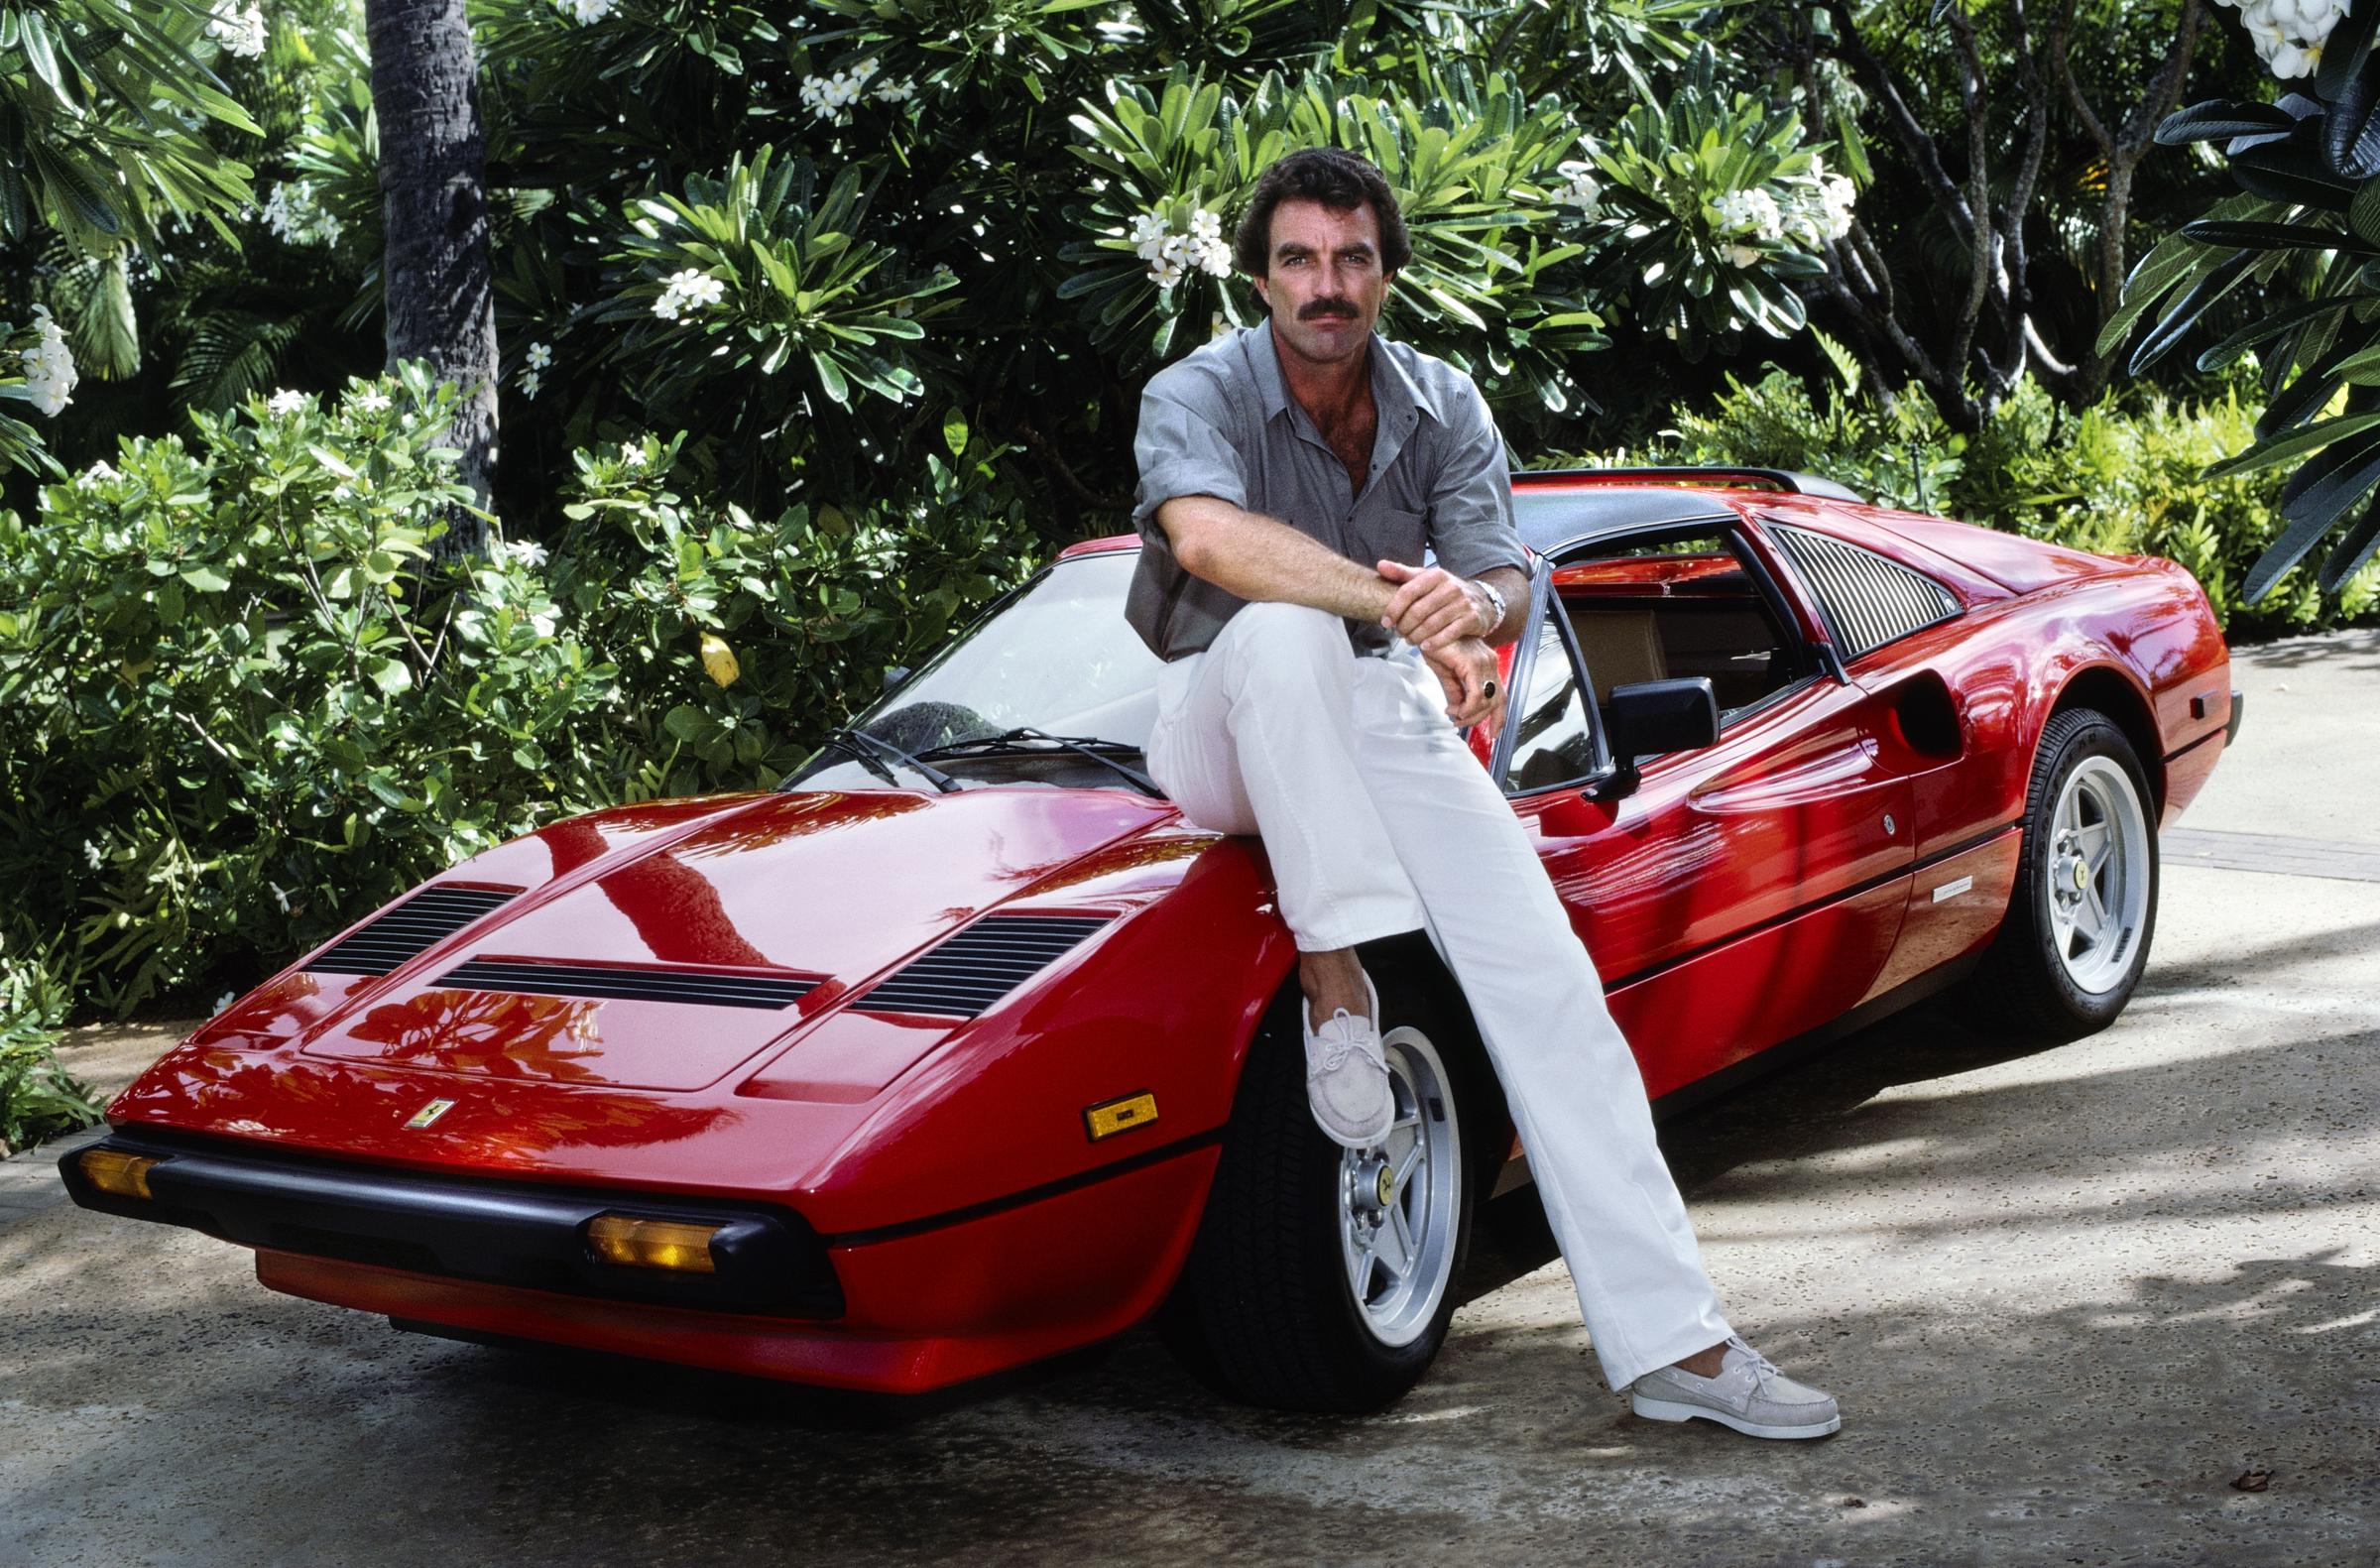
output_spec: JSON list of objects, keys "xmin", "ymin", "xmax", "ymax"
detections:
[{"xmin": 1491, "ymin": 553, "xmax": 1618, "ymax": 798}]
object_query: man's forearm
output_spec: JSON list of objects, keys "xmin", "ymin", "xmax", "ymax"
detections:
[
  {"xmin": 1160, "ymin": 495, "xmax": 1399, "ymax": 624},
  {"xmin": 1158, "ymin": 495, "xmax": 1528, "ymax": 647}
]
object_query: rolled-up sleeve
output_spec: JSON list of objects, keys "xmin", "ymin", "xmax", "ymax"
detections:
[
  {"xmin": 1131, "ymin": 371, "xmax": 1249, "ymax": 543},
  {"xmin": 1425, "ymin": 380, "xmax": 1529, "ymax": 579}
]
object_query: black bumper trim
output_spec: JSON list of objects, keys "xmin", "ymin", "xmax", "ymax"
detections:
[
  {"xmin": 60, "ymin": 1128, "xmax": 843, "ymax": 1318},
  {"xmin": 2227, "ymin": 688, "xmax": 2245, "ymax": 748}
]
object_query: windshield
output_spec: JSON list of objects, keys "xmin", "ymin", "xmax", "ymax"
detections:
[{"xmin": 782, "ymin": 549, "xmax": 1165, "ymax": 790}]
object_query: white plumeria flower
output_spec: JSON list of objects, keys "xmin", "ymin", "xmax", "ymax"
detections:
[
  {"xmin": 620, "ymin": 443, "xmax": 648, "ymax": 467},
  {"xmin": 506, "ymin": 540, "xmax": 549, "ymax": 567},
  {"xmin": 21, "ymin": 305, "xmax": 77, "ymax": 418},
  {"xmin": 524, "ymin": 341, "xmax": 553, "ymax": 371},
  {"xmin": 1130, "ymin": 204, "xmax": 1236, "ymax": 286},
  {"xmin": 349, "ymin": 386, "xmax": 392, "ymax": 414},
  {"xmin": 269, "ymin": 882, "xmax": 291, "ymax": 912},
  {"xmin": 561, "ymin": 0, "xmax": 615, "ymax": 21},
  {"xmin": 213, "ymin": 991, "xmax": 237, "ymax": 1014},
  {"xmin": 205, "ymin": 1, "xmax": 266, "ymax": 58},
  {"xmin": 2216, "ymin": 0, "xmax": 2346, "ymax": 77},
  {"xmin": 1211, "ymin": 310, "xmax": 1232, "ymax": 339},
  {"xmin": 76, "ymin": 459, "xmax": 119, "ymax": 491},
  {"xmin": 1819, "ymin": 173, "xmax": 1856, "ymax": 240},
  {"xmin": 519, "ymin": 368, "xmax": 543, "ymax": 399},
  {"xmin": 653, "ymin": 267, "xmax": 727, "ymax": 319},
  {"xmin": 262, "ymin": 181, "xmax": 340, "ymax": 246},
  {"xmin": 1713, "ymin": 187, "xmax": 1786, "ymax": 242},
  {"xmin": 1554, "ymin": 161, "xmax": 1604, "ymax": 215},
  {"xmin": 84, "ymin": 839, "xmax": 106, "ymax": 870},
  {"xmin": 267, "ymin": 388, "xmax": 309, "ymax": 416},
  {"xmin": 874, "ymin": 77, "xmax": 915, "ymax": 102}
]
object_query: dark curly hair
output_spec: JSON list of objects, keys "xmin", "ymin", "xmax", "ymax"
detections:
[{"xmin": 1233, "ymin": 148, "xmax": 1412, "ymax": 278}]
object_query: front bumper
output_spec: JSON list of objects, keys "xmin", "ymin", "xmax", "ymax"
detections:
[{"xmin": 60, "ymin": 1128, "xmax": 843, "ymax": 1317}]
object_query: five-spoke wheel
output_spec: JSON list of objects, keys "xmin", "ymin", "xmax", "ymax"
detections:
[
  {"xmin": 1962, "ymin": 706, "xmax": 2160, "ymax": 1038},
  {"xmin": 1337, "ymin": 1029, "xmax": 1462, "ymax": 1350}
]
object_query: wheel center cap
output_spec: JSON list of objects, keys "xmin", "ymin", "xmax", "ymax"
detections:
[
  {"xmin": 1374, "ymin": 1163, "xmax": 1397, "ymax": 1208},
  {"xmin": 2071, "ymin": 859, "xmax": 2089, "ymax": 892}
]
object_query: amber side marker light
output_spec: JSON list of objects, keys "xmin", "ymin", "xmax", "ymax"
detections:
[
  {"xmin": 1084, "ymin": 1091, "xmax": 1158, "ymax": 1143},
  {"xmin": 586, "ymin": 1214, "xmax": 720, "ymax": 1273},
  {"xmin": 80, "ymin": 1149, "xmax": 160, "ymax": 1200}
]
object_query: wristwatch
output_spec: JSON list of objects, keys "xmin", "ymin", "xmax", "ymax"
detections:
[{"xmin": 1473, "ymin": 577, "xmax": 1507, "ymax": 635}]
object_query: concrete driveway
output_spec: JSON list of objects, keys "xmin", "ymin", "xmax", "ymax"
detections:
[{"xmin": 4, "ymin": 629, "xmax": 2376, "ymax": 1568}]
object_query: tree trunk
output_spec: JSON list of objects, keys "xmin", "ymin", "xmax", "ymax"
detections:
[{"xmin": 365, "ymin": 0, "xmax": 498, "ymax": 556}]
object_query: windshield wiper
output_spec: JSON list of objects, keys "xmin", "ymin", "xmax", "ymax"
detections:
[
  {"xmin": 807, "ymin": 726, "xmax": 965, "ymax": 793},
  {"xmin": 913, "ymin": 727, "xmax": 1164, "ymax": 798}
]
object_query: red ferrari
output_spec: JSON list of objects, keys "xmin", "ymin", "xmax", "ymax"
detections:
[{"xmin": 64, "ymin": 467, "xmax": 2241, "ymax": 1412}]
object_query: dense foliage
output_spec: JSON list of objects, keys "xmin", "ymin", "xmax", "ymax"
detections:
[
  {"xmin": 2117, "ymin": 1, "xmax": 2380, "ymax": 604},
  {"xmin": 0, "ymin": 366, "xmax": 1030, "ymax": 1020}
]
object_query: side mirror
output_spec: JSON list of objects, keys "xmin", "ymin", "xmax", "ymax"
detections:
[
  {"xmin": 882, "ymin": 664, "xmax": 911, "ymax": 693},
  {"xmin": 1591, "ymin": 677, "xmax": 1719, "ymax": 799}
]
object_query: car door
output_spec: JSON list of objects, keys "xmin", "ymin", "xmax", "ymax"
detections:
[
  {"xmin": 1749, "ymin": 512, "xmax": 2023, "ymax": 996},
  {"xmin": 1495, "ymin": 524, "xmax": 1917, "ymax": 1099}
]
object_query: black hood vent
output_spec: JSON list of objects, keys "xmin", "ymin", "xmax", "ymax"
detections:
[
  {"xmin": 433, "ymin": 958, "xmax": 819, "ymax": 1011},
  {"xmin": 308, "ymin": 885, "xmax": 523, "ymax": 977},
  {"xmin": 855, "ymin": 913, "xmax": 1113, "ymax": 1019}
]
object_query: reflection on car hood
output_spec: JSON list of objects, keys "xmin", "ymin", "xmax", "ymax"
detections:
[{"xmin": 230, "ymin": 786, "xmax": 1185, "ymax": 1093}]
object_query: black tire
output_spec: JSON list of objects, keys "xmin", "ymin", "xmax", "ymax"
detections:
[
  {"xmin": 1159, "ymin": 973, "xmax": 1484, "ymax": 1413},
  {"xmin": 1960, "ymin": 706, "xmax": 2160, "ymax": 1040}
]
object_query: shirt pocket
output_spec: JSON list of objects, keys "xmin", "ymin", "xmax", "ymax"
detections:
[{"xmin": 1359, "ymin": 505, "xmax": 1428, "ymax": 569}]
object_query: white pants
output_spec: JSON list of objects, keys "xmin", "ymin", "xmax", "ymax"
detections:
[{"xmin": 1142, "ymin": 600, "xmax": 1736, "ymax": 1390}]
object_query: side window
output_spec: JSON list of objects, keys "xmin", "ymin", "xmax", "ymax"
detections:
[
  {"xmin": 1501, "ymin": 611, "xmax": 1601, "ymax": 794},
  {"xmin": 1554, "ymin": 528, "xmax": 1813, "ymax": 730}
]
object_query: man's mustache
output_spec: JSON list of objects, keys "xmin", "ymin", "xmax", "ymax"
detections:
[{"xmin": 1299, "ymin": 299, "xmax": 1361, "ymax": 320}]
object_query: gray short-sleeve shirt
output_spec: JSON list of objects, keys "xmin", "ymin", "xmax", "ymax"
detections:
[{"xmin": 1122, "ymin": 317, "xmax": 1530, "ymax": 663}]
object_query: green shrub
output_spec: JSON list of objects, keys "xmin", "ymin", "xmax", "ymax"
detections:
[
  {"xmin": 0, "ymin": 935, "xmax": 100, "ymax": 1156},
  {"xmin": 0, "ymin": 365, "xmax": 1036, "ymax": 1021},
  {"xmin": 1574, "ymin": 350, "xmax": 2380, "ymax": 636}
]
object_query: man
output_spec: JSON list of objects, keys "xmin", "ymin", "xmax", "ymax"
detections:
[{"xmin": 1121, "ymin": 147, "xmax": 1842, "ymax": 1440}]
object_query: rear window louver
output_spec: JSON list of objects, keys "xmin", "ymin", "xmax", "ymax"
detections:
[
  {"xmin": 1769, "ymin": 523, "xmax": 1959, "ymax": 661},
  {"xmin": 308, "ymin": 885, "xmax": 522, "ymax": 977},
  {"xmin": 432, "ymin": 958, "xmax": 819, "ymax": 1011},
  {"xmin": 854, "ymin": 913, "xmax": 1113, "ymax": 1020}
]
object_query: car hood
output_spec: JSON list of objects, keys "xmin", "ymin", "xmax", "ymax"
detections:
[{"xmin": 241, "ymin": 786, "xmax": 1181, "ymax": 1093}]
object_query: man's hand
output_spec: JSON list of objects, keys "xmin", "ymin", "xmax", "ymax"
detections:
[
  {"xmin": 1377, "ymin": 559, "xmax": 1494, "ymax": 654},
  {"xmin": 1419, "ymin": 634, "xmax": 1506, "ymax": 745}
]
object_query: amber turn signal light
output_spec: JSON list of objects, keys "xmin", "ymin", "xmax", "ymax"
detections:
[
  {"xmin": 1083, "ymin": 1091, "xmax": 1158, "ymax": 1142},
  {"xmin": 586, "ymin": 1214, "xmax": 720, "ymax": 1273},
  {"xmin": 79, "ymin": 1149, "xmax": 160, "ymax": 1200}
]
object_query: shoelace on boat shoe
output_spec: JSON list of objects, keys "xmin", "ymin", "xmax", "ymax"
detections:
[
  {"xmin": 1309, "ymin": 1010, "xmax": 1378, "ymax": 1075},
  {"xmin": 1722, "ymin": 1333, "xmax": 1784, "ymax": 1387}
]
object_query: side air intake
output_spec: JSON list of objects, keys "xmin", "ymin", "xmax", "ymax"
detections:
[
  {"xmin": 308, "ymin": 885, "xmax": 522, "ymax": 977},
  {"xmin": 1768, "ymin": 523, "xmax": 1959, "ymax": 662},
  {"xmin": 855, "ymin": 913, "xmax": 1113, "ymax": 1020},
  {"xmin": 433, "ymin": 958, "xmax": 819, "ymax": 1011}
]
